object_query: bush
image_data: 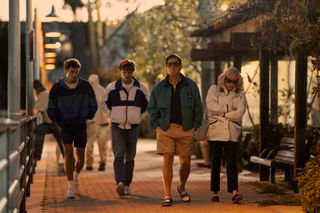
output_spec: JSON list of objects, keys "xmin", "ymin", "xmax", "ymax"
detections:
[{"xmin": 297, "ymin": 139, "xmax": 320, "ymax": 213}]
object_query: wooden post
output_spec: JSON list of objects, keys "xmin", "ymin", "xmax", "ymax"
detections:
[
  {"xmin": 294, "ymin": 50, "xmax": 307, "ymax": 191},
  {"xmin": 26, "ymin": 0, "xmax": 33, "ymax": 116},
  {"xmin": 270, "ymin": 55, "xmax": 278, "ymax": 124},
  {"xmin": 8, "ymin": 0, "xmax": 21, "ymax": 119},
  {"xmin": 200, "ymin": 61, "xmax": 213, "ymax": 106},
  {"xmin": 259, "ymin": 48, "xmax": 270, "ymax": 181},
  {"xmin": 233, "ymin": 55, "xmax": 242, "ymax": 72},
  {"xmin": 213, "ymin": 60, "xmax": 221, "ymax": 85}
]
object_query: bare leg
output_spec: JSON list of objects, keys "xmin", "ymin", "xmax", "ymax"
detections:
[
  {"xmin": 75, "ymin": 147, "xmax": 85, "ymax": 173},
  {"xmin": 178, "ymin": 155, "xmax": 191, "ymax": 191},
  {"xmin": 64, "ymin": 144, "xmax": 74, "ymax": 181},
  {"xmin": 162, "ymin": 153, "xmax": 174, "ymax": 198}
]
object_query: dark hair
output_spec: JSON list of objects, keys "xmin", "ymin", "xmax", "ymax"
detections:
[
  {"xmin": 33, "ymin": 80, "xmax": 43, "ymax": 90},
  {"xmin": 119, "ymin": 59, "xmax": 135, "ymax": 71},
  {"xmin": 33, "ymin": 80, "xmax": 46, "ymax": 95},
  {"xmin": 63, "ymin": 58, "xmax": 81, "ymax": 71},
  {"xmin": 165, "ymin": 54, "xmax": 182, "ymax": 65}
]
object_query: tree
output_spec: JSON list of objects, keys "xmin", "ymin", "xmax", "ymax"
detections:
[
  {"xmin": 273, "ymin": 0, "xmax": 320, "ymax": 127},
  {"xmin": 127, "ymin": 0, "xmax": 200, "ymax": 88},
  {"xmin": 273, "ymin": 1, "xmax": 320, "ymax": 211},
  {"xmin": 63, "ymin": 0, "xmax": 84, "ymax": 21}
]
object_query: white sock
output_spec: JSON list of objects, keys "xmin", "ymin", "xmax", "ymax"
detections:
[
  {"xmin": 68, "ymin": 180, "xmax": 74, "ymax": 187},
  {"xmin": 232, "ymin": 190, "xmax": 238, "ymax": 195},
  {"xmin": 213, "ymin": 192, "xmax": 218, "ymax": 196},
  {"xmin": 74, "ymin": 172, "xmax": 79, "ymax": 179}
]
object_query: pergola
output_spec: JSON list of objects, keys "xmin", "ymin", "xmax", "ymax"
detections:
[{"xmin": 191, "ymin": 0, "xmax": 307, "ymax": 185}]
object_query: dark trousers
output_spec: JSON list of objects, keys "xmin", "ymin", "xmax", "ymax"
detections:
[
  {"xmin": 34, "ymin": 122, "xmax": 64, "ymax": 160},
  {"xmin": 208, "ymin": 141, "xmax": 238, "ymax": 193},
  {"xmin": 111, "ymin": 125, "xmax": 138, "ymax": 186}
]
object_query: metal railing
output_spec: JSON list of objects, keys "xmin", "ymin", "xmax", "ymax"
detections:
[{"xmin": 0, "ymin": 115, "xmax": 38, "ymax": 213}]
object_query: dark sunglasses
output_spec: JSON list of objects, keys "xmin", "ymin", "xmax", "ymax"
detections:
[
  {"xmin": 225, "ymin": 78, "xmax": 238, "ymax": 85},
  {"xmin": 166, "ymin": 62, "xmax": 181, "ymax": 68}
]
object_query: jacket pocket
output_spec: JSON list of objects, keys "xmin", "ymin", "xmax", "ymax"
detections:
[{"xmin": 229, "ymin": 121, "xmax": 242, "ymax": 139}]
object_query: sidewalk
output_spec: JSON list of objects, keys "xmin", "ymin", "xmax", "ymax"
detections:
[{"xmin": 27, "ymin": 136, "xmax": 303, "ymax": 213}]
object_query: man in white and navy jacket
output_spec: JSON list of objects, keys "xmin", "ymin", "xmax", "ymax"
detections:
[{"xmin": 101, "ymin": 59, "xmax": 149, "ymax": 197}]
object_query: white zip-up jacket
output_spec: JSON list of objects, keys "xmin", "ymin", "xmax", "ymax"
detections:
[
  {"xmin": 206, "ymin": 85, "xmax": 247, "ymax": 142},
  {"xmin": 101, "ymin": 77, "xmax": 149, "ymax": 129}
]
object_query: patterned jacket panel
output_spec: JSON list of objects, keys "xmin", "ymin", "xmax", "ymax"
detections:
[{"xmin": 101, "ymin": 78, "xmax": 149, "ymax": 129}]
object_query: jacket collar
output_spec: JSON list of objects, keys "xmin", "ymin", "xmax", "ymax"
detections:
[
  {"xmin": 59, "ymin": 77, "xmax": 84, "ymax": 89},
  {"xmin": 164, "ymin": 73, "xmax": 188, "ymax": 87},
  {"xmin": 115, "ymin": 77, "xmax": 140, "ymax": 90},
  {"xmin": 219, "ymin": 86, "xmax": 239, "ymax": 94}
]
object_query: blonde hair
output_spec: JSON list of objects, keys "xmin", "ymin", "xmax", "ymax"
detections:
[{"xmin": 217, "ymin": 67, "xmax": 244, "ymax": 91}]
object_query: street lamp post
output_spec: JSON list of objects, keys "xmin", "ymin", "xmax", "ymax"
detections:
[
  {"xmin": 26, "ymin": 0, "xmax": 33, "ymax": 116},
  {"xmin": 43, "ymin": 6, "xmax": 61, "ymax": 81},
  {"xmin": 8, "ymin": 0, "xmax": 20, "ymax": 119}
]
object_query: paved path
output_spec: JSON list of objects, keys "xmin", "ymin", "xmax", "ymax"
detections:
[{"xmin": 27, "ymin": 136, "xmax": 303, "ymax": 213}]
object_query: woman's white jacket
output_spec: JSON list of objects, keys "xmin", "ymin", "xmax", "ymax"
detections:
[{"xmin": 206, "ymin": 85, "xmax": 247, "ymax": 142}]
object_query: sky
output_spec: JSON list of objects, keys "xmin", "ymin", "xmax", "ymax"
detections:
[{"xmin": 0, "ymin": 0, "xmax": 165, "ymax": 22}]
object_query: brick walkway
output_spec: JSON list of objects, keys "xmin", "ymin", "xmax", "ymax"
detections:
[{"xmin": 27, "ymin": 136, "xmax": 303, "ymax": 213}]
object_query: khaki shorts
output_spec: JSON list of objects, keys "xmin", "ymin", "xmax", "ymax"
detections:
[{"xmin": 156, "ymin": 123, "xmax": 194, "ymax": 155}]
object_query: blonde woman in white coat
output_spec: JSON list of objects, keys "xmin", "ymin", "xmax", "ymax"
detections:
[{"xmin": 206, "ymin": 67, "xmax": 247, "ymax": 203}]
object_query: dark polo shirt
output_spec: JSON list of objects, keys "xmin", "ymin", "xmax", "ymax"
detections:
[{"xmin": 165, "ymin": 75, "xmax": 184, "ymax": 125}]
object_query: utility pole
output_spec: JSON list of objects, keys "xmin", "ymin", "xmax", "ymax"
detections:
[
  {"xmin": 197, "ymin": 0, "xmax": 216, "ymax": 104},
  {"xmin": 26, "ymin": 0, "xmax": 33, "ymax": 115},
  {"xmin": 95, "ymin": 0, "xmax": 103, "ymax": 68},
  {"xmin": 87, "ymin": 1, "xmax": 98, "ymax": 72},
  {"xmin": 8, "ymin": 0, "xmax": 20, "ymax": 119}
]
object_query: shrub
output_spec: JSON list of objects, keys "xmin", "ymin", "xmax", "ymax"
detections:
[{"xmin": 297, "ymin": 139, "xmax": 320, "ymax": 213}]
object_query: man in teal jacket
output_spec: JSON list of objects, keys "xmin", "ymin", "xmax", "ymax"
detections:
[{"xmin": 147, "ymin": 54, "xmax": 203, "ymax": 207}]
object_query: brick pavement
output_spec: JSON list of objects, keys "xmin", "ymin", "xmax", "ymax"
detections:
[{"xmin": 26, "ymin": 136, "xmax": 303, "ymax": 213}]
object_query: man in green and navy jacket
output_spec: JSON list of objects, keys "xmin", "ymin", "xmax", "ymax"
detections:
[
  {"xmin": 147, "ymin": 54, "xmax": 203, "ymax": 207},
  {"xmin": 47, "ymin": 58, "xmax": 97, "ymax": 199}
]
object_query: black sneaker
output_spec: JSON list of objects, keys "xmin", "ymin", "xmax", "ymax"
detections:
[
  {"xmin": 98, "ymin": 163, "xmax": 105, "ymax": 171},
  {"xmin": 86, "ymin": 166, "xmax": 93, "ymax": 171},
  {"xmin": 211, "ymin": 195, "xmax": 219, "ymax": 202}
]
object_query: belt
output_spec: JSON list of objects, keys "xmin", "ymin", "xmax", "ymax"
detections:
[{"xmin": 99, "ymin": 123, "xmax": 109, "ymax": 126}]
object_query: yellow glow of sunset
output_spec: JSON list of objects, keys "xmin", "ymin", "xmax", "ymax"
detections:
[{"xmin": 0, "ymin": 0, "xmax": 165, "ymax": 22}]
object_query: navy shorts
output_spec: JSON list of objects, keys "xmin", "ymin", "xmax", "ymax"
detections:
[{"xmin": 61, "ymin": 128, "xmax": 87, "ymax": 148}]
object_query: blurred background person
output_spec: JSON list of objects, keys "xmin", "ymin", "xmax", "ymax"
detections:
[
  {"xmin": 32, "ymin": 80, "xmax": 65, "ymax": 163},
  {"xmin": 196, "ymin": 140, "xmax": 210, "ymax": 168},
  {"xmin": 85, "ymin": 74, "xmax": 111, "ymax": 172}
]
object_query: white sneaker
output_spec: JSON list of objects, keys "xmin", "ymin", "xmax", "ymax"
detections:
[
  {"xmin": 66, "ymin": 181, "xmax": 76, "ymax": 199},
  {"xmin": 116, "ymin": 182, "xmax": 125, "ymax": 196},
  {"xmin": 74, "ymin": 172, "xmax": 79, "ymax": 194},
  {"xmin": 124, "ymin": 185, "xmax": 131, "ymax": 195}
]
